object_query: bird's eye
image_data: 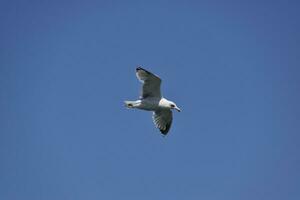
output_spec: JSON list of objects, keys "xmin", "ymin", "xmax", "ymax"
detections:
[{"xmin": 170, "ymin": 104, "xmax": 175, "ymax": 108}]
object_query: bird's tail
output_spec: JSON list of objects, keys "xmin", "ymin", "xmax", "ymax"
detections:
[{"xmin": 124, "ymin": 100, "xmax": 136, "ymax": 108}]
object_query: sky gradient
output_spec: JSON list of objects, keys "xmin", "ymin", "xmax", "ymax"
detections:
[{"xmin": 1, "ymin": 0, "xmax": 300, "ymax": 199}]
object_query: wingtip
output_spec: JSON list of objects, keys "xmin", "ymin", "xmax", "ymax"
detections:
[
  {"xmin": 136, "ymin": 66, "xmax": 143, "ymax": 71},
  {"xmin": 160, "ymin": 130, "xmax": 169, "ymax": 135},
  {"xmin": 136, "ymin": 66, "xmax": 152, "ymax": 74},
  {"xmin": 159, "ymin": 123, "xmax": 171, "ymax": 135}
]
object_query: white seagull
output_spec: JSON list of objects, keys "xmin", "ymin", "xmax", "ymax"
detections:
[{"xmin": 125, "ymin": 67, "xmax": 181, "ymax": 135}]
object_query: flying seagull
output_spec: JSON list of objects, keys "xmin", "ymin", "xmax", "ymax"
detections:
[{"xmin": 124, "ymin": 67, "xmax": 181, "ymax": 135}]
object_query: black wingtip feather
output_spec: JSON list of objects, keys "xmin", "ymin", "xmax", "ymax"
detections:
[
  {"xmin": 160, "ymin": 130, "xmax": 168, "ymax": 135},
  {"xmin": 136, "ymin": 66, "xmax": 151, "ymax": 74},
  {"xmin": 136, "ymin": 66, "xmax": 144, "ymax": 71},
  {"xmin": 159, "ymin": 123, "xmax": 171, "ymax": 135}
]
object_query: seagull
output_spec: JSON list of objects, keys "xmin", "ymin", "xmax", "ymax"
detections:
[{"xmin": 124, "ymin": 67, "xmax": 181, "ymax": 135}]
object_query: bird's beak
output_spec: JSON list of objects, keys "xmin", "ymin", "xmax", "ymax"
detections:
[{"xmin": 175, "ymin": 107, "xmax": 181, "ymax": 112}]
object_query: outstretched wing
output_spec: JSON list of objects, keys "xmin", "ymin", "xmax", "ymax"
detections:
[
  {"xmin": 152, "ymin": 109, "xmax": 173, "ymax": 135},
  {"xmin": 136, "ymin": 67, "xmax": 161, "ymax": 99}
]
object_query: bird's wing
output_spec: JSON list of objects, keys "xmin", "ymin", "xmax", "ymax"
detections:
[
  {"xmin": 136, "ymin": 67, "xmax": 161, "ymax": 99},
  {"xmin": 152, "ymin": 109, "xmax": 173, "ymax": 135}
]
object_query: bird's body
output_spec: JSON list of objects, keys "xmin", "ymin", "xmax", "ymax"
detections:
[
  {"xmin": 125, "ymin": 97, "xmax": 173, "ymax": 111},
  {"xmin": 124, "ymin": 67, "xmax": 181, "ymax": 135}
]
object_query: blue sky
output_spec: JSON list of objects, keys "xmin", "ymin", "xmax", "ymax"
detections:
[{"xmin": 1, "ymin": 0, "xmax": 300, "ymax": 199}]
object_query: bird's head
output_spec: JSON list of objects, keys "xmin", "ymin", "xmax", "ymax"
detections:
[{"xmin": 169, "ymin": 101, "xmax": 181, "ymax": 112}]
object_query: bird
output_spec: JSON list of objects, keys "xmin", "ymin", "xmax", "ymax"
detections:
[{"xmin": 124, "ymin": 67, "xmax": 181, "ymax": 135}]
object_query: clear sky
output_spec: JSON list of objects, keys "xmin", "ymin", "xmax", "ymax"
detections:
[{"xmin": 1, "ymin": 0, "xmax": 300, "ymax": 199}]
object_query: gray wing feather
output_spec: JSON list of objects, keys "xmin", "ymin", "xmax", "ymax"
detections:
[
  {"xmin": 136, "ymin": 67, "xmax": 161, "ymax": 99},
  {"xmin": 152, "ymin": 109, "xmax": 173, "ymax": 135}
]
